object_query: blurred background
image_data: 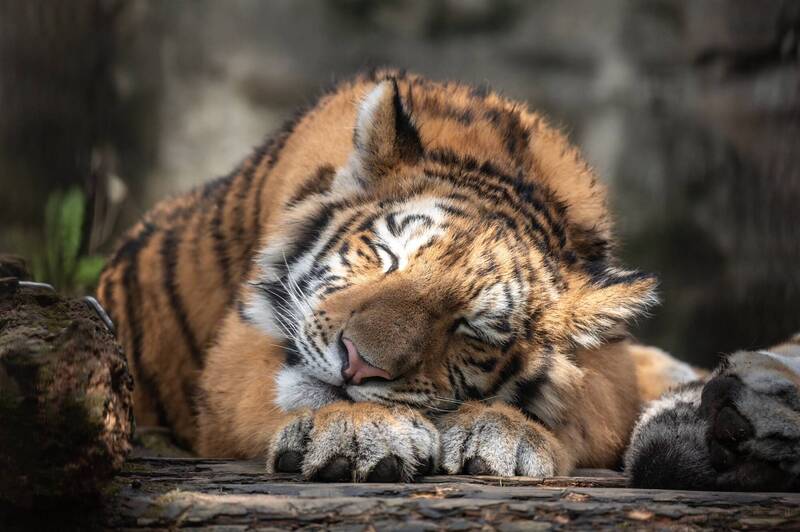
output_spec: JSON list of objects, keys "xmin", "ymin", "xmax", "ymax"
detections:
[{"xmin": 1, "ymin": 0, "xmax": 798, "ymax": 367}]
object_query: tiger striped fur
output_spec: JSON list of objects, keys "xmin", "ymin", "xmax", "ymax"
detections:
[{"xmin": 98, "ymin": 70, "xmax": 796, "ymax": 488}]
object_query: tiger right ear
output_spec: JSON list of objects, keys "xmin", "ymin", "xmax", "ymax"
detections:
[{"xmin": 352, "ymin": 79, "xmax": 423, "ymax": 177}]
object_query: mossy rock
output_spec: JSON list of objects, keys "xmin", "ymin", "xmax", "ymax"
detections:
[{"xmin": 0, "ymin": 276, "xmax": 134, "ymax": 508}]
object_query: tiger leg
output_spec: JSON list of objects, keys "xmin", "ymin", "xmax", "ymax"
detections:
[
  {"xmin": 626, "ymin": 333, "xmax": 800, "ymax": 491},
  {"xmin": 438, "ymin": 340, "xmax": 662, "ymax": 476},
  {"xmin": 265, "ymin": 402, "xmax": 439, "ymax": 482},
  {"xmin": 196, "ymin": 311, "xmax": 292, "ymax": 458},
  {"xmin": 438, "ymin": 401, "xmax": 570, "ymax": 476}
]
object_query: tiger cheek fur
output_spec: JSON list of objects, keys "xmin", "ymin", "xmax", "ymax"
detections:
[{"xmin": 98, "ymin": 69, "xmax": 685, "ymax": 480}]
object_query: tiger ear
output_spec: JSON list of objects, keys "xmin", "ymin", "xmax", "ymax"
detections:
[
  {"xmin": 352, "ymin": 79, "xmax": 422, "ymax": 177},
  {"xmin": 553, "ymin": 266, "xmax": 659, "ymax": 349}
]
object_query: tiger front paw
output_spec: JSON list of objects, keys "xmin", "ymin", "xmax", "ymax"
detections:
[
  {"xmin": 266, "ymin": 402, "xmax": 439, "ymax": 482},
  {"xmin": 700, "ymin": 350, "xmax": 800, "ymax": 491},
  {"xmin": 438, "ymin": 402, "xmax": 564, "ymax": 477}
]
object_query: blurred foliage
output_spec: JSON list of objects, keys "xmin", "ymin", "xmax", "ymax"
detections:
[{"xmin": 32, "ymin": 187, "xmax": 105, "ymax": 294}]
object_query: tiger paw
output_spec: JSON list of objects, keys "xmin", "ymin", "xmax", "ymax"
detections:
[
  {"xmin": 266, "ymin": 402, "xmax": 439, "ymax": 482},
  {"xmin": 700, "ymin": 350, "xmax": 800, "ymax": 491},
  {"xmin": 438, "ymin": 402, "xmax": 564, "ymax": 477}
]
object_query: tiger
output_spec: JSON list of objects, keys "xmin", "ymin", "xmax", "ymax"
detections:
[{"xmin": 97, "ymin": 69, "xmax": 800, "ymax": 488}]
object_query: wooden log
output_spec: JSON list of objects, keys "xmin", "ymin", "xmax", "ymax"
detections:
[
  {"xmin": 0, "ymin": 265, "xmax": 134, "ymax": 509},
  {"xmin": 104, "ymin": 458, "xmax": 800, "ymax": 530}
]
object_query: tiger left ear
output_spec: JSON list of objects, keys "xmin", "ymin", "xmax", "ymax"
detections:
[
  {"xmin": 352, "ymin": 79, "xmax": 423, "ymax": 177},
  {"xmin": 550, "ymin": 266, "xmax": 659, "ymax": 349}
]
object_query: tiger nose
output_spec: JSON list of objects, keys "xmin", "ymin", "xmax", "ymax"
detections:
[{"xmin": 339, "ymin": 336, "xmax": 392, "ymax": 385}]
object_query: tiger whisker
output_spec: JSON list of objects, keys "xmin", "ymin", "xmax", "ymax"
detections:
[
  {"xmin": 270, "ymin": 308, "xmax": 301, "ymax": 335},
  {"xmin": 432, "ymin": 394, "xmax": 499, "ymax": 405},
  {"xmin": 281, "ymin": 252, "xmax": 314, "ymax": 313},
  {"xmin": 265, "ymin": 342, "xmax": 302, "ymax": 355},
  {"xmin": 274, "ymin": 275, "xmax": 308, "ymax": 315},
  {"xmin": 261, "ymin": 286, "xmax": 300, "ymax": 313}
]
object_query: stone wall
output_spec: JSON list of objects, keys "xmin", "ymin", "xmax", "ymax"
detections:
[{"xmin": 1, "ymin": 0, "xmax": 798, "ymax": 365}]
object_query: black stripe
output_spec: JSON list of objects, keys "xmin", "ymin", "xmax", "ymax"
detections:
[
  {"xmin": 446, "ymin": 363, "xmax": 460, "ymax": 397},
  {"xmin": 284, "ymin": 337, "xmax": 302, "ymax": 366},
  {"xmin": 374, "ymin": 242, "xmax": 399, "ymax": 273},
  {"xmin": 423, "ymin": 168, "xmax": 552, "ymax": 258},
  {"xmin": 470, "ymin": 82, "xmax": 492, "ymax": 99},
  {"xmin": 511, "ymin": 370, "xmax": 550, "ymax": 416},
  {"xmin": 321, "ymin": 282, "xmax": 350, "ymax": 296},
  {"xmin": 423, "ymin": 100, "xmax": 475, "ymax": 125},
  {"xmin": 313, "ymin": 210, "xmax": 364, "ymax": 264},
  {"xmin": 510, "ymin": 178, "xmax": 567, "ymax": 251},
  {"xmin": 398, "ymin": 214, "xmax": 433, "ymax": 233},
  {"xmin": 288, "ymin": 206, "xmax": 363, "ymax": 283},
  {"xmin": 424, "ymin": 148, "xmax": 565, "ymax": 251},
  {"xmin": 281, "ymin": 202, "xmax": 340, "ymax": 269},
  {"xmin": 359, "ymin": 234, "xmax": 382, "ymax": 264},
  {"xmin": 120, "ymin": 223, "xmax": 170, "ymax": 427},
  {"xmin": 161, "ymin": 226, "xmax": 205, "ymax": 366},
  {"xmin": 390, "ymin": 77, "xmax": 423, "ymax": 163},
  {"xmin": 488, "ymin": 316, "xmax": 512, "ymax": 335},
  {"xmin": 356, "ymin": 212, "xmax": 380, "ymax": 233},
  {"xmin": 209, "ymin": 175, "xmax": 235, "ymax": 289},
  {"xmin": 287, "ymin": 164, "xmax": 336, "ymax": 207},
  {"xmin": 231, "ymin": 160, "xmax": 259, "ymax": 263},
  {"xmin": 454, "ymin": 366, "xmax": 482, "ymax": 400},
  {"xmin": 200, "ymin": 172, "xmax": 233, "ymax": 201},
  {"xmin": 585, "ymin": 261, "xmax": 655, "ymax": 288},
  {"xmin": 301, "ymin": 264, "xmax": 330, "ymax": 293},
  {"xmin": 569, "ymin": 226, "xmax": 610, "ymax": 262},
  {"xmin": 487, "ymin": 351, "xmax": 522, "ymax": 396},
  {"xmin": 338, "ymin": 242, "xmax": 351, "ymax": 268},
  {"xmin": 465, "ymin": 354, "xmax": 499, "ymax": 373},
  {"xmin": 257, "ymin": 281, "xmax": 290, "ymax": 328},
  {"xmin": 299, "ymin": 334, "xmax": 330, "ymax": 369},
  {"xmin": 386, "ymin": 211, "xmax": 401, "ymax": 237},
  {"xmin": 483, "ymin": 107, "xmax": 530, "ymax": 165},
  {"xmin": 248, "ymin": 172, "xmax": 268, "ymax": 264},
  {"xmin": 436, "ymin": 203, "xmax": 468, "ymax": 218}
]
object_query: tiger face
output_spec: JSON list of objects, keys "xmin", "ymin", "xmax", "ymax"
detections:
[{"xmin": 242, "ymin": 79, "xmax": 657, "ymax": 419}]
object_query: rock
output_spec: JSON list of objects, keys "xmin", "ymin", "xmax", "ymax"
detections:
[{"xmin": 0, "ymin": 261, "xmax": 134, "ymax": 508}]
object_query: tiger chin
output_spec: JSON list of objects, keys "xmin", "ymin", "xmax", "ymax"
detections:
[{"xmin": 98, "ymin": 70, "xmax": 798, "ymax": 489}]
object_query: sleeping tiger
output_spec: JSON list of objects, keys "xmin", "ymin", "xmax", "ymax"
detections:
[{"xmin": 97, "ymin": 70, "xmax": 800, "ymax": 489}]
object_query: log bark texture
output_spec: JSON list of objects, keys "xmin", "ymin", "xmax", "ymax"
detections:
[
  {"xmin": 0, "ymin": 270, "xmax": 134, "ymax": 508},
  {"xmin": 107, "ymin": 458, "xmax": 800, "ymax": 530}
]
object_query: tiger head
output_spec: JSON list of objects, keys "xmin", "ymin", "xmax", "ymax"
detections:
[{"xmin": 243, "ymin": 77, "xmax": 657, "ymax": 424}]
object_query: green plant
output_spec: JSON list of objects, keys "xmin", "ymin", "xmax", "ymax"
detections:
[{"xmin": 32, "ymin": 187, "xmax": 105, "ymax": 293}]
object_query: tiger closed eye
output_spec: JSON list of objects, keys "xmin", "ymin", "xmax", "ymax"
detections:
[{"xmin": 452, "ymin": 318, "xmax": 488, "ymax": 344}]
